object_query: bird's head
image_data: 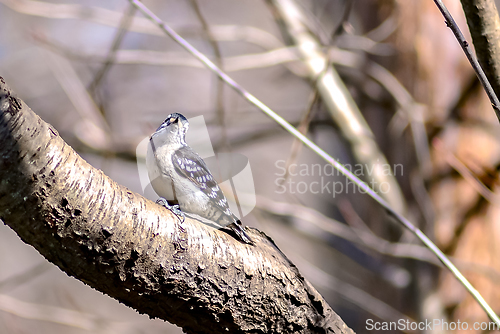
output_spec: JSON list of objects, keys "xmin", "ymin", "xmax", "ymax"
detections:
[{"xmin": 151, "ymin": 113, "xmax": 189, "ymax": 146}]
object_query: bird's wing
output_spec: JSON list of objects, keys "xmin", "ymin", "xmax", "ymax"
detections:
[{"xmin": 172, "ymin": 146, "xmax": 233, "ymax": 216}]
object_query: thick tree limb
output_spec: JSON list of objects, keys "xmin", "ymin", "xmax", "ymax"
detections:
[{"xmin": 0, "ymin": 77, "xmax": 354, "ymax": 334}]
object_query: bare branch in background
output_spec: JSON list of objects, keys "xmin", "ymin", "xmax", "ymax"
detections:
[
  {"xmin": 44, "ymin": 51, "xmax": 111, "ymax": 150},
  {"xmin": 256, "ymin": 196, "xmax": 439, "ymax": 264},
  {"xmin": 279, "ymin": 91, "xmax": 319, "ymax": 186},
  {"xmin": 1, "ymin": 0, "xmax": 283, "ymax": 49},
  {"xmin": 330, "ymin": 0, "xmax": 353, "ymax": 43},
  {"xmin": 0, "ymin": 294, "xmax": 127, "ymax": 332},
  {"xmin": 460, "ymin": 0, "xmax": 500, "ymax": 100},
  {"xmin": 293, "ymin": 256, "xmax": 416, "ymax": 326},
  {"xmin": 0, "ymin": 263, "xmax": 51, "ymax": 292},
  {"xmin": 433, "ymin": 138, "xmax": 500, "ymax": 205},
  {"xmin": 190, "ymin": 0, "xmax": 228, "ymax": 147},
  {"xmin": 433, "ymin": 0, "xmax": 500, "ymax": 119},
  {"xmin": 88, "ymin": 3, "xmax": 137, "ymax": 99},
  {"xmin": 269, "ymin": 0, "xmax": 407, "ymax": 214}
]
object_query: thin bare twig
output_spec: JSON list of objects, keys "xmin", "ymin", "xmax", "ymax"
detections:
[
  {"xmin": 2, "ymin": 0, "xmax": 285, "ymax": 50},
  {"xmin": 44, "ymin": 51, "xmax": 111, "ymax": 150},
  {"xmin": 88, "ymin": 3, "xmax": 137, "ymax": 98},
  {"xmin": 279, "ymin": 91, "xmax": 319, "ymax": 186},
  {"xmin": 433, "ymin": 138, "xmax": 500, "ymax": 205},
  {"xmin": 189, "ymin": 0, "xmax": 228, "ymax": 147}
]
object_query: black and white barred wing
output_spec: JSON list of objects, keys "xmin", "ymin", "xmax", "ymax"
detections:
[{"xmin": 171, "ymin": 146, "xmax": 233, "ymax": 216}]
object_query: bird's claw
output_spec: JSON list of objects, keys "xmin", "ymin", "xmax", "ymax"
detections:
[
  {"xmin": 156, "ymin": 197, "xmax": 185, "ymax": 223},
  {"xmin": 169, "ymin": 204, "xmax": 186, "ymax": 223},
  {"xmin": 155, "ymin": 197, "xmax": 168, "ymax": 206}
]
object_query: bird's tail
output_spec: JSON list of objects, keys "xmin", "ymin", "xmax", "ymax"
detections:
[{"xmin": 228, "ymin": 221, "xmax": 254, "ymax": 245}]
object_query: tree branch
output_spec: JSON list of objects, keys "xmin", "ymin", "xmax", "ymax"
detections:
[
  {"xmin": 460, "ymin": 0, "xmax": 500, "ymax": 100},
  {"xmin": 433, "ymin": 0, "xmax": 500, "ymax": 119},
  {"xmin": 0, "ymin": 77, "xmax": 354, "ymax": 334}
]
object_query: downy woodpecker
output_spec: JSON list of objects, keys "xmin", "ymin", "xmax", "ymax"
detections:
[{"xmin": 146, "ymin": 113, "xmax": 253, "ymax": 244}]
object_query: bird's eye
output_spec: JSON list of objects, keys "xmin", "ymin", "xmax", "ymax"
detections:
[{"xmin": 169, "ymin": 117, "xmax": 177, "ymax": 124}]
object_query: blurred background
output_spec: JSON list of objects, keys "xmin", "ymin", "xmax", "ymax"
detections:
[{"xmin": 1, "ymin": 0, "xmax": 500, "ymax": 333}]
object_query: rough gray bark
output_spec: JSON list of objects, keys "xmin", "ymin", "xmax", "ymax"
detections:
[
  {"xmin": 461, "ymin": 0, "xmax": 500, "ymax": 99},
  {"xmin": 0, "ymin": 77, "xmax": 355, "ymax": 334}
]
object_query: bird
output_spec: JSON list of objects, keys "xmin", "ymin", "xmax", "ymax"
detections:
[{"xmin": 146, "ymin": 113, "xmax": 254, "ymax": 245}]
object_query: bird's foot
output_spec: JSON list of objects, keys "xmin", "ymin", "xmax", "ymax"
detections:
[{"xmin": 156, "ymin": 197, "xmax": 185, "ymax": 223}]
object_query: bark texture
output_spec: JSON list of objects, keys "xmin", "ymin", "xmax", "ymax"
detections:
[
  {"xmin": 0, "ymin": 77, "xmax": 354, "ymax": 334},
  {"xmin": 461, "ymin": 0, "xmax": 500, "ymax": 99}
]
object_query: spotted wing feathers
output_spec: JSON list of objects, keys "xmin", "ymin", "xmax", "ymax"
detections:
[{"xmin": 172, "ymin": 146, "xmax": 232, "ymax": 216}]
